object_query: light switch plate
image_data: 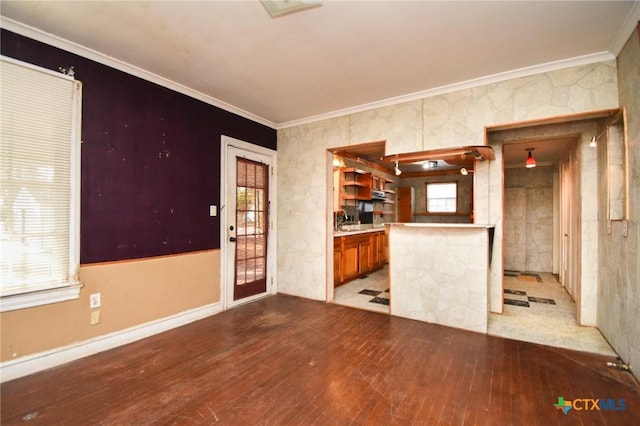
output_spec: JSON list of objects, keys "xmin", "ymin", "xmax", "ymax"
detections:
[
  {"xmin": 623, "ymin": 220, "xmax": 629, "ymax": 238},
  {"xmin": 209, "ymin": 205, "xmax": 217, "ymax": 217},
  {"xmin": 89, "ymin": 293, "xmax": 101, "ymax": 309}
]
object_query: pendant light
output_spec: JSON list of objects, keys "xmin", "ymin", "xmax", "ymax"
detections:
[{"xmin": 525, "ymin": 148, "xmax": 536, "ymax": 168}]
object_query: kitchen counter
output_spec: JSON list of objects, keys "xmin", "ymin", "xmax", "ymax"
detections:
[
  {"xmin": 387, "ymin": 222, "xmax": 495, "ymax": 333},
  {"xmin": 333, "ymin": 226, "xmax": 386, "ymax": 237},
  {"xmin": 333, "ymin": 226, "xmax": 387, "ymax": 287},
  {"xmin": 387, "ymin": 222, "xmax": 494, "ymax": 228}
]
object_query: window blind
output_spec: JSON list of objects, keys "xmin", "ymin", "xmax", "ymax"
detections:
[{"xmin": 0, "ymin": 56, "xmax": 80, "ymax": 297}]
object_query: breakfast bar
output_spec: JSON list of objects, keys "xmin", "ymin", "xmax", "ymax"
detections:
[{"xmin": 387, "ymin": 223, "xmax": 495, "ymax": 333}]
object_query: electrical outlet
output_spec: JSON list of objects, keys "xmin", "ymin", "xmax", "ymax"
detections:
[
  {"xmin": 90, "ymin": 310, "xmax": 100, "ymax": 325},
  {"xmin": 89, "ymin": 293, "xmax": 101, "ymax": 309}
]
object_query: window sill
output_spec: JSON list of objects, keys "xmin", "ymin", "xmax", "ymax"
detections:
[{"xmin": 0, "ymin": 283, "xmax": 83, "ymax": 313}]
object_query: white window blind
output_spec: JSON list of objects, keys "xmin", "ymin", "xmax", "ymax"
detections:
[{"xmin": 0, "ymin": 56, "xmax": 82, "ymax": 305}]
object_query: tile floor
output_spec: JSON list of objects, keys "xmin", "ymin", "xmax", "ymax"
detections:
[
  {"xmin": 488, "ymin": 272, "xmax": 617, "ymax": 356},
  {"xmin": 333, "ymin": 267, "xmax": 617, "ymax": 357},
  {"xmin": 333, "ymin": 266, "xmax": 390, "ymax": 314}
]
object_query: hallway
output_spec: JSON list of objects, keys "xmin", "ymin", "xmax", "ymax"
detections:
[
  {"xmin": 334, "ymin": 267, "xmax": 616, "ymax": 357},
  {"xmin": 489, "ymin": 271, "xmax": 616, "ymax": 356}
]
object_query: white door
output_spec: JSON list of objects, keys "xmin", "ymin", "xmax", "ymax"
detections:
[{"xmin": 221, "ymin": 136, "xmax": 276, "ymax": 308}]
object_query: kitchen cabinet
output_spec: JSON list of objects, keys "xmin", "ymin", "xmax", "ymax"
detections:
[
  {"xmin": 337, "ymin": 167, "xmax": 397, "ymax": 221},
  {"xmin": 373, "ymin": 176, "xmax": 396, "ymax": 218},
  {"xmin": 358, "ymin": 235, "xmax": 372, "ymax": 274},
  {"xmin": 333, "ymin": 237, "xmax": 343, "ymax": 286},
  {"xmin": 342, "ymin": 234, "xmax": 363, "ymax": 282},
  {"xmin": 334, "ymin": 231, "xmax": 386, "ymax": 287},
  {"xmin": 340, "ymin": 168, "xmax": 372, "ymax": 203},
  {"xmin": 371, "ymin": 231, "xmax": 386, "ymax": 270}
]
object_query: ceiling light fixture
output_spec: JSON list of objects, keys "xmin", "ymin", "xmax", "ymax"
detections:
[
  {"xmin": 394, "ymin": 161, "xmax": 402, "ymax": 176},
  {"xmin": 422, "ymin": 160, "xmax": 438, "ymax": 170},
  {"xmin": 525, "ymin": 148, "xmax": 536, "ymax": 168},
  {"xmin": 590, "ymin": 128, "xmax": 606, "ymax": 148},
  {"xmin": 460, "ymin": 168, "xmax": 474, "ymax": 175},
  {"xmin": 261, "ymin": 0, "xmax": 322, "ymax": 18},
  {"xmin": 332, "ymin": 154, "xmax": 345, "ymax": 168}
]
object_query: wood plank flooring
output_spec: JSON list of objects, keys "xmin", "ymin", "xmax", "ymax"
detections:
[{"xmin": 2, "ymin": 294, "xmax": 639, "ymax": 425}]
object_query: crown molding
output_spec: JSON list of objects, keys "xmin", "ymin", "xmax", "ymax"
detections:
[
  {"xmin": 2, "ymin": 13, "xmax": 629, "ymax": 132},
  {"xmin": 278, "ymin": 51, "xmax": 615, "ymax": 129},
  {"xmin": 0, "ymin": 17, "xmax": 277, "ymax": 130},
  {"xmin": 609, "ymin": 1, "xmax": 640, "ymax": 55}
]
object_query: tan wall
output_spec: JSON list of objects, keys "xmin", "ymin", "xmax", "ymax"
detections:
[{"xmin": 1, "ymin": 250, "xmax": 220, "ymax": 362}]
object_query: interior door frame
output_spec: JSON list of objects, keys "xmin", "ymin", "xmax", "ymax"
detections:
[
  {"xmin": 558, "ymin": 144, "xmax": 581, "ymax": 308},
  {"xmin": 220, "ymin": 135, "xmax": 277, "ymax": 310}
]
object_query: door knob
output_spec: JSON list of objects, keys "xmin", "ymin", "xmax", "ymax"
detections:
[{"xmin": 229, "ymin": 236, "xmax": 236, "ymax": 242}]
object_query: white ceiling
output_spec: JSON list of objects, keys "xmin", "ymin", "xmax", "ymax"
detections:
[{"xmin": 2, "ymin": 1, "xmax": 639, "ymax": 130}]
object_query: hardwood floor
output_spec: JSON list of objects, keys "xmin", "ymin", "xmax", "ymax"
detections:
[{"xmin": 2, "ymin": 294, "xmax": 639, "ymax": 425}]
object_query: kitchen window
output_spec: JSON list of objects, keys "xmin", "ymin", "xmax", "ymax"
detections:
[
  {"xmin": 0, "ymin": 56, "xmax": 82, "ymax": 312},
  {"xmin": 426, "ymin": 182, "xmax": 457, "ymax": 213}
]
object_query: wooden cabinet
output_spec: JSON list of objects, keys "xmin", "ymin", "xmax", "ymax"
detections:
[
  {"xmin": 342, "ymin": 234, "xmax": 362, "ymax": 282},
  {"xmin": 336, "ymin": 167, "xmax": 397, "ymax": 223},
  {"xmin": 334, "ymin": 231, "xmax": 386, "ymax": 287},
  {"xmin": 371, "ymin": 175, "xmax": 383, "ymax": 191},
  {"xmin": 340, "ymin": 168, "xmax": 372, "ymax": 203},
  {"xmin": 333, "ymin": 238, "xmax": 342, "ymax": 286},
  {"xmin": 358, "ymin": 235, "xmax": 372, "ymax": 275},
  {"xmin": 371, "ymin": 231, "xmax": 386, "ymax": 270},
  {"xmin": 373, "ymin": 176, "xmax": 396, "ymax": 218}
]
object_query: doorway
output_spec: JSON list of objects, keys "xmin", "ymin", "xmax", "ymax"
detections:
[
  {"xmin": 489, "ymin": 137, "xmax": 616, "ymax": 354},
  {"xmin": 221, "ymin": 136, "xmax": 276, "ymax": 309},
  {"xmin": 327, "ymin": 141, "xmax": 392, "ymax": 314},
  {"xmin": 501, "ymin": 138, "xmax": 580, "ymax": 316}
]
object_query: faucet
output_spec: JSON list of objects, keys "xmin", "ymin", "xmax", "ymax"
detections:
[{"xmin": 334, "ymin": 209, "xmax": 348, "ymax": 231}]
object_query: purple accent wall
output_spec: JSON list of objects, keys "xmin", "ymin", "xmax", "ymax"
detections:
[{"xmin": 1, "ymin": 29, "xmax": 277, "ymax": 264}]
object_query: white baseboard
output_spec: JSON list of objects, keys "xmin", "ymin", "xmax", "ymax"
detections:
[{"xmin": 0, "ymin": 302, "xmax": 223, "ymax": 383}]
